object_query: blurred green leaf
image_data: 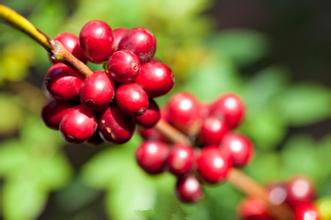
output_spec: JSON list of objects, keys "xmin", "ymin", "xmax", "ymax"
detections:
[{"xmin": 0, "ymin": 95, "xmax": 22, "ymax": 134}]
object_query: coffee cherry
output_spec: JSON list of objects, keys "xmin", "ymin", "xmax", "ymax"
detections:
[
  {"xmin": 138, "ymin": 127, "xmax": 168, "ymax": 142},
  {"xmin": 135, "ymin": 99, "xmax": 160, "ymax": 128},
  {"xmin": 267, "ymin": 183, "xmax": 287, "ymax": 206},
  {"xmin": 198, "ymin": 117, "xmax": 228, "ymax": 146},
  {"xmin": 221, "ymin": 133, "xmax": 253, "ymax": 167},
  {"xmin": 165, "ymin": 92, "xmax": 202, "ymax": 133},
  {"xmin": 80, "ymin": 70, "xmax": 115, "ymax": 110},
  {"xmin": 118, "ymin": 27, "xmax": 156, "ymax": 62},
  {"xmin": 54, "ymin": 32, "xmax": 87, "ymax": 62},
  {"xmin": 294, "ymin": 203, "xmax": 319, "ymax": 220},
  {"xmin": 197, "ymin": 146, "xmax": 231, "ymax": 184},
  {"xmin": 45, "ymin": 63, "xmax": 84, "ymax": 101},
  {"xmin": 238, "ymin": 198, "xmax": 273, "ymax": 220},
  {"xmin": 176, "ymin": 175, "xmax": 203, "ymax": 203},
  {"xmin": 136, "ymin": 60, "xmax": 174, "ymax": 97},
  {"xmin": 59, "ymin": 106, "xmax": 97, "ymax": 143},
  {"xmin": 107, "ymin": 50, "xmax": 140, "ymax": 83},
  {"xmin": 115, "ymin": 83, "xmax": 149, "ymax": 115},
  {"xmin": 99, "ymin": 106, "xmax": 135, "ymax": 144},
  {"xmin": 210, "ymin": 93, "xmax": 245, "ymax": 129},
  {"xmin": 135, "ymin": 141, "xmax": 169, "ymax": 174},
  {"xmin": 112, "ymin": 28, "xmax": 129, "ymax": 51},
  {"xmin": 285, "ymin": 176, "xmax": 315, "ymax": 207},
  {"xmin": 41, "ymin": 100, "xmax": 73, "ymax": 129},
  {"xmin": 79, "ymin": 20, "xmax": 114, "ymax": 63},
  {"xmin": 167, "ymin": 144, "xmax": 195, "ymax": 176}
]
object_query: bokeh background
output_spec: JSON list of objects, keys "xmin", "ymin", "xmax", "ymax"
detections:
[{"xmin": 0, "ymin": 0, "xmax": 331, "ymax": 219}]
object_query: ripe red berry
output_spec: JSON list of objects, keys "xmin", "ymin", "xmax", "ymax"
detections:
[
  {"xmin": 285, "ymin": 176, "xmax": 315, "ymax": 207},
  {"xmin": 54, "ymin": 32, "xmax": 87, "ymax": 62},
  {"xmin": 197, "ymin": 146, "xmax": 231, "ymax": 184},
  {"xmin": 167, "ymin": 144, "xmax": 195, "ymax": 176},
  {"xmin": 135, "ymin": 99, "xmax": 161, "ymax": 128},
  {"xmin": 165, "ymin": 92, "xmax": 202, "ymax": 133},
  {"xmin": 79, "ymin": 20, "xmax": 114, "ymax": 63},
  {"xmin": 198, "ymin": 117, "xmax": 228, "ymax": 146},
  {"xmin": 107, "ymin": 50, "xmax": 140, "ymax": 83},
  {"xmin": 138, "ymin": 128, "xmax": 168, "ymax": 142},
  {"xmin": 238, "ymin": 198, "xmax": 273, "ymax": 220},
  {"xmin": 80, "ymin": 70, "xmax": 115, "ymax": 110},
  {"xmin": 115, "ymin": 83, "xmax": 149, "ymax": 115},
  {"xmin": 135, "ymin": 141, "xmax": 169, "ymax": 174},
  {"xmin": 176, "ymin": 175, "xmax": 203, "ymax": 203},
  {"xmin": 99, "ymin": 106, "xmax": 135, "ymax": 144},
  {"xmin": 210, "ymin": 93, "xmax": 245, "ymax": 129},
  {"xmin": 221, "ymin": 133, "xmax": 253, "ymax": 167},
  {"xmin": 267, "ymin": 183, "xmax": 287, "ymax": 206},
  {"xmin": 41, "ymin": 100, "xmax": 73, "ymax": 129},
  {"xmin": 59, "ymin": 106, "xmax": 97, "ymax": 143},
  {"xmin": 112, "ymin": 28, "xmax": 129, "ymax": 51},
  {"xmin": 45, "ymin": 63, "xmax": 83, "ymax": 101},
  {"xmin": 118, "ymin": 27, "xmax": 156, "ymax": 62},
  {"xmin": 294, "ymin": 203, "xmax": 319, "ymax": 220},
  {"xmin": 136, "ymin": 60, "xmax": 174, "ymax": 97}
]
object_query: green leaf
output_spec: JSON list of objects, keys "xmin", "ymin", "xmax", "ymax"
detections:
[{"xmin": 0, "ymin": 143, "xmax": 26, "ymax": 177}]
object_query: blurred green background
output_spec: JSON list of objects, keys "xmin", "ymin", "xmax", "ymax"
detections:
[{"xmin": 0, "ymin": 0, "xmax": 331, "ymax": 219}]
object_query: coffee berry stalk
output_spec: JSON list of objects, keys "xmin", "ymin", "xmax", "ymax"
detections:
[{"xmin": 0, "ymin": 4, "xmax": 292, "ymax": 220}]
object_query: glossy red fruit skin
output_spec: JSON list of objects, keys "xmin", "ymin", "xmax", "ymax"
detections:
[
  {"xmin": 167, "ymin": 144, "xmax": 195, "ymax": 176},
  {"xmin": 165, "ymin": 92, "xmax": 202, "ymax": 133},
  {"xmin": 294, "ymin": 203, "xmax": 319, "ymax": 220},
  {"xmin": 197, "ymin": 146, "xmax": 231, "ymax": 184},
  {"xmin": 138, "ymin": 127, "xmax": 168, "ymax": 142},
  {"xmin": 115, "ymin": 83, "xmax": 149, "ymax": 115},
  {"xmin": 112, "ymin": 28, "xmax": 129, "ymax": 51},
  {"xmin": 198, "ymin": 117, "xmax": 228, "ymax": 146},
  {"xmin": 220, "ymin": 133, "xmax": 254, "ymax": 167},
  {"xmin": 118, "ymin": 27, "xmax": 156, "ymax": 63},
  {"xmin": 59, "ymin": 106, "xmax": 97, "ymax": 143},
  {"xmin": 54, "ymin": 32, "xmax": 87, "ymax": 62},
  {"xmin": 135, "ymin": 99, "xmax": 161, "ymax": 128},
  {"xmin": 209, "ymin": 93, "xmax": 245, "ymax": 129},
  {"xmin": 285, "ymin": 176, "xmax": 315, "ymax": 207},
  {"xmin": 79, "ymin": 20, "xmax": 114, "ymax": 63},
  {"xmin": 107, "ymin": 50, "xmax": 140, "ymax": 83},
  {"xmin": 80, "ymin": 70, "xmax": 115, "ymax": 110},
  {"xmin": 176, "ymin": 175, "xmax": 203, "ymax": 203},
  {"xmin": 135, "ymin": 141, "xmax": 169, "ymax": 174},
  {"xmin": 238, "ymin": 198, "xmax": 273, "ymax": 220},
  {"xmin": 41, "ymin": 100, "xmax": 73, "ymax": 129},
  {"xmin": 136, "ymin": 60, "xmax": 174, "ymax": 97},
  {"xmin": 267, "ymin": 183, "xmax": 287, "ymax": 206},
  {"xmin": 99, "ymin": 106, "xmax": 135, "ymax": 143},
  {"xmin": 45, "ymin": 63, "xmax": 84, "ymax": 101}
]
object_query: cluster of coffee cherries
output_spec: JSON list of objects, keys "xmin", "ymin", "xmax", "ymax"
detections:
[
  {"xmin": 238, "ymin": 176, "xmax": 319, "ymax": 220},
  {"xmin": 136, "ymin": 92, "xmax": 254, "ymax": 203},
  {"xmin": 41, "ymin": 20, "xmax": 174, "ymax": 144}
]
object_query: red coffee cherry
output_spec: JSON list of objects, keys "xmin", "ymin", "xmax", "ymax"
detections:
[
  {"xmin": 267, "ymin": 183, "xmax": 287, "ymax": 206},
  {"xmin": 221, "ymin": 133, "xmax": 254, "ymax": 167},
  {"xmin": 107, "ymin": 50, "xmax": 140, "ymax": 83},
  {"xmin": 285, "ymin": 176, "xmax": 315, "ymax": 207},
  {"xmin": 176, "ymin": 175, "xmax": 203, "ymax": 203},
  {"xmin": 198, "ymin": 117, "xmax": 228, "ymax": 146},
  {"xmin": 112, "ymin": 27, "xmax": 129, "ymax": 51},
  {"xmin": 136, "ymin": 60, "xmax": 174, "ymax": 97},
  {"xmin": 197, "ymin": 146, "xmax": 231, "ymax": 184},
  {"xmin": 135, "ymin": 141, "xmax": 169, "ymax": 174},
  {"xmin": 41, "ymin": 100, "xmax": 73, "ymax": 129},
  {"xmin": 238, "ymin": 198, "xmax": 273, "ymax": 220},
  {"xmin": 115, "ymin": 83, "xmax": 149, "ymax": 115},
  {"xmin": 118, "ymin": 27, "xmax": 156, "ymax": 63},
  {"xmin": 80, "ymin": 70, "xmax": 115, "ymax": 110},
  {"xmin": 135, "ymin": 99, "xmax": 161, "ymax": 128},
  {"xmin": 79, "ymin": 20, "xmax": 114, "ymax": 63},
  {"xmin": 54, "ymin": 32, "xmax": 87, "ymax": 62},
  {"xmin": 59, "ymin": 106, "xmax": 97, "ymax": 143},
  {"xmin": 294, "ymin": 203, "xmax": 319, "ymax": 220},
  {"xmin": 99, "ymin": 106, "xmax": 135, "ymax": 144},
  {"xmin": 45, "ymin": 63, "xmax": 84, "ymax": 101},
  {"xmin": 165, "ymin": 92, "xmax": 202, "ymax": 133},
  {"xmin": 167, "ymin": 144, "xmax": 195, "ymax": 176},
  {"xmin": 209, "ymin": 93, "xmax": 245, "ymax": 129},
  {"xmin": 138, "ymin": 127, "xmax": 168, "ymax": 142}
]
